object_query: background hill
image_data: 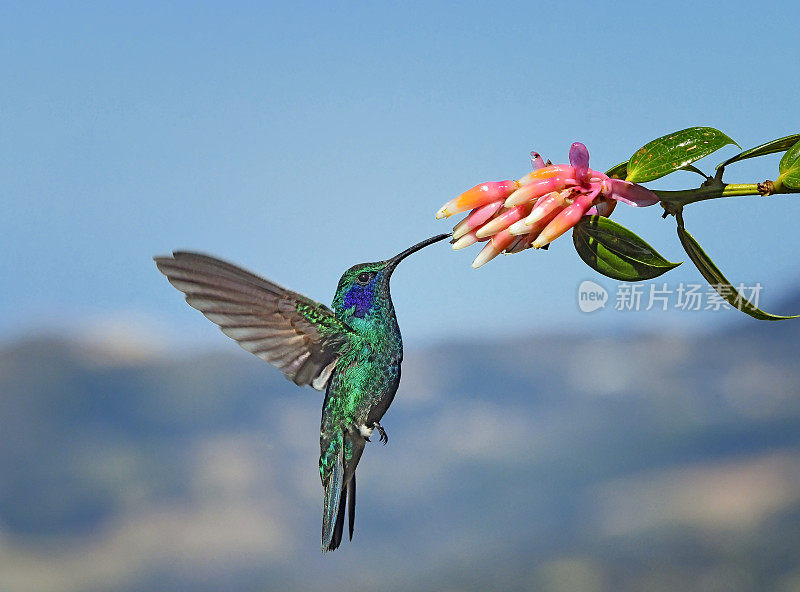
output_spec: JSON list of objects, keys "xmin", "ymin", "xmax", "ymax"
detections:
[{"xmin": 1, "ymin": 313, "xmax": 800, "ymax": 592}]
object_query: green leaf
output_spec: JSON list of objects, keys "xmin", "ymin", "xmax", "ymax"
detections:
[
  {"xmin": 626, "ymin": 127, "xmax": 739, "ymax": 183},
  {"xmin": 716, "ymin": 133, "xmax": 800, "ymax": 170},
  {"xmin": 677, "ymin": 225, "xmax": 799, "ymax": 321},
  {"xmin": 777, "ymin": 139, "xmax": 800, "ymax": 190},
  {"xmin": 604, "ymin": 161, "xmax": 628, "ymax": 179},
  {"xmin": 573, "ymin": 216, "xmax": 681, "ymax": 281}
]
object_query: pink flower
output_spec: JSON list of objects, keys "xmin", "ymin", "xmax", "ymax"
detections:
[{"xmin": 436, "ymin": 143, "xmax": 659, "ymax": 268}]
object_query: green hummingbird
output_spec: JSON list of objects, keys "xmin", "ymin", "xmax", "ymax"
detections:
[{"xmin": 154, "ymin": 233, "xmax": 449, "ymax": 552}]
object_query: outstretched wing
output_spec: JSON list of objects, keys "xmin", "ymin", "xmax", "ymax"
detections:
[{"xmin": 154, "ymin": 251, "xmax": 354, "ymax": 390}]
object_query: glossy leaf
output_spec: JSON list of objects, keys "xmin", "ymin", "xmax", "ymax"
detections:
[
  {"xmin": 716, "ymin": 133, "xmax": 800, "ymax": 170},
  {"xmin": 777, "ymin": 139, "xmax": 800, "ymax": 190},
  {"xmin": 607, "ymin": 161, "xmax": 708, "ymax": 183},
  {"xmin": 677, "ymin": 225, "xmax": 799, "ymax": 321},
  {"xmin": 605, "ymin": 161, "xmax": 628, "ymax": 180},
  {"xmin": 573, "ymin": 216, "xmax": 681, "ymax": 281},
  {"xmin": 626, "ymin": 127, "xmax": 738, "ymax": 183}
]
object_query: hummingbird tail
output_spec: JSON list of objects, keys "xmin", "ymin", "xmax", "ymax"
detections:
[
  {"xmin": 321, "ymin": 438, "xmax": 360, "ymax": 552},
  {"xmin": 347, "ymin": 473, "xmax": 356, "ymax": 541},
  {"xmin": 322, "ymin": 445, "xmax": 344, "ymax": 552}
]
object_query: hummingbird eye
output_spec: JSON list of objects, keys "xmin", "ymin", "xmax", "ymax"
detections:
[{"xmin": 356, "ymin": 271, "xmax": 374, "ymax": 285}]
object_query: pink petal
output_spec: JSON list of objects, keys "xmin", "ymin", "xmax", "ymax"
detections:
[{"xmin": 605, "ymin": 179, "xmax": 659, "ymax": 207}]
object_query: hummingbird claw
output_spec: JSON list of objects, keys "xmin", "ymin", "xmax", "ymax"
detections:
[{"xmin": 373, "ymin": 422, "xmax": 388, "ymax": 445}]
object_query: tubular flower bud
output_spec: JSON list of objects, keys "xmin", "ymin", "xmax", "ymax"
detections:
[
  {"xmin": 506, "ymin": 203, "xmax": 562, "ymax": 252},
  {"xmin": 451, "ymin": 230, "xmax": 481, "ymax": 250},
  {"xmin": 505, "ymin": 179, "xmax": 550, "ymax": 209},
  {"xmin": 491, "ymin": 229, "xmax": 518, "ymax": 252},
  {"xmin": 475, "ymin": 204, "xmax": 531, "ymax": 239},
  {"xmin": 507, "ymin": 216, "xmax": 532, "ymax": 236},
  {"xmin": 451, "ymin": 215, "xmax": 471, "ymax": 240},
  {"xmin": 436, "ymin": 142, "xmax": 657, "ymax": 267},
  {"xmin": 436, "ymin": 180, "xmax": 518, "ymax": 219},
  {"xmin": 517, "ymin": 189, "xmax": 573, "ymax": 230},
  {"xmin": 471, "ymin": 240, "xmax": 502, "ymax": 269},
  {"xmin": 516, "ymin": 164, "xmax": 573, "ymax": 186},
  {"xmin": 532, "ymin": 191, "xmax": 597, "ymax": 248},
  {"xmin": 472, "ymin": 229, "xmax": 518, "ymax": 268},
  {"xmin": 452, "ymin": 200, "xmax": 504, "ymax": 239},
  {"xmin": 504, "ymin": 176, "xmax": 569, "ymax": 207}
]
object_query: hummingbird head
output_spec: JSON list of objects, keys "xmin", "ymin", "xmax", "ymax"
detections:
[{"xmin": 332, "ymin": 234, "xmax": 450, "ymax": 323}]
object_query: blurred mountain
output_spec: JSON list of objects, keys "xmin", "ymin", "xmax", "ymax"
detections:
[{"xmin": 1, "ymin": 315, "xmax": 800, "ymax": 592}]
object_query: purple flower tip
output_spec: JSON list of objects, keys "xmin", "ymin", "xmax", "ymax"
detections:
[
  {"xmin": 569, "ymin": 142, "xmax": 590, "ymax": 181},
  {"xmin": 530, "ymin": 151, "xmax": 546, "ymax": 171}
]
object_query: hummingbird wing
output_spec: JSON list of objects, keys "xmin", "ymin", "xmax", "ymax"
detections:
[{"xmin": 154, "ymin": 251, "xmax": 355, "ymax": 390}]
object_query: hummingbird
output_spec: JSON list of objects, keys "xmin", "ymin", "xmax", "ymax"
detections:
[{"xmin": 154, "ymin": 233, "xmax": 450, "ymax": 552}]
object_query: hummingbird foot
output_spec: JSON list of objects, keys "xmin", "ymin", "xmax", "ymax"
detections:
[
  {"xmin": 357, "ymin": 424, "xmax": 374, "ymax": 440},
  {"xmin": 373, "ymin": 422, "xmax": 388, "ymax": 445}
]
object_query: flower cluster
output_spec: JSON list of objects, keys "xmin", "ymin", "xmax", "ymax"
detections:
[{"xmin": 435, "ymin": 143, "xmax": 660, "ymax": 268}]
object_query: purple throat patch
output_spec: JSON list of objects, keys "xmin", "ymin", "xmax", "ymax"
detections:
[{"xmin": 343, "ymin": 284, "xmax": 375, "ymax": 318}]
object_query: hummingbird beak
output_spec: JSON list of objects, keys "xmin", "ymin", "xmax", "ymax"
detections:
[{"xmin": 386, "ymin": 233, "xmax": 451, "ymax": 272}]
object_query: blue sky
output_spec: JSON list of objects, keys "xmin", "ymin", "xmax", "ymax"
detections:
[{"xmin": 2, "ymin": 1, "xmax": 799, "ymax": 349}]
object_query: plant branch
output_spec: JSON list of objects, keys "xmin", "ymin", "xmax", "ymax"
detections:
[{"xmin": 655, "ymin": 181, "xmax": 798, "ymax": 206}]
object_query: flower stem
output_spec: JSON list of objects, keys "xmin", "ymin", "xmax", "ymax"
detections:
[{"xmin": 655, "ymin": 181, "xmax": 797, "ymax": 206}]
